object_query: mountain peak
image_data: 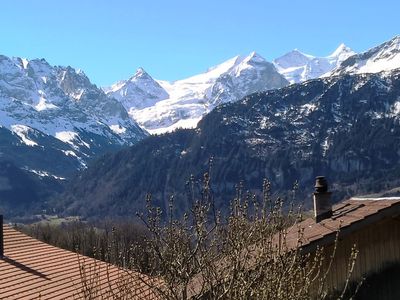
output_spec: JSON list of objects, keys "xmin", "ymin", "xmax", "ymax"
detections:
[
  {"xmin": 290, "ymin": 48, "xmax": 314, "ymax": 58},
  {"xmin": 106, "ymin": 66, "xmax": 168, "ymax": 111},
  {"xmin": 127, "ymin": 67, "xmax": 155, "ymax": 83},
  {"xmin": 243, "ymin": 51, "xmax": 266, "ymax": 64},
  {"xmin": 133, "ymin": 67, "xmax": 149, "ymax": 78},
  {"xmin": 248, "ymin": 51, "xmax": 262, "ymax": 59},
  {"xmin": 27, "ymin": 58, "xmax": 51, "ymax": 68},
  {"xmin": 389, "ymin": 35, "xmax": 400, "ymax": 44},
  {"xmin": 381, "ymin": 35, "xmax": 400, "ymax": 51},
  {"xmin": 273, "ymin": 49, "xmax": 314, "ymax": 70},
  {"xmin": 329, "ymin": 43, "xmax": 354, "ymax": 57},
  {"xmin": 75, "ymin": 68, "xmax": 86, "ymax": 76}
]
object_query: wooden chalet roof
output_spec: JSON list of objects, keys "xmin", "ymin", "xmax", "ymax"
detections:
[
  {"xmin": 286, "ymin": 197, "xmax": 400, "ymax": 252},
  {"xmin": 0, "ymin": 225, "xmax": 159, "ymax": 300}
]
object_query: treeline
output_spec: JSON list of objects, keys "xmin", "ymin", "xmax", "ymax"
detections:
[{"xmin": 19, "ymin": 220, "xmax": 151, "ymax": 272}]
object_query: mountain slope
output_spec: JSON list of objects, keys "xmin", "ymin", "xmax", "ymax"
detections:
[
  {"xmin": 59, "ymin": 69, "xmax": 400, "ymax": 219},
  {"xmin": 0, "ymin": 160, "xmax": 62, "ymax": 218},
  {"xmin": 273, "ymin": 44, "xmax": 355, "ymax": 83},
  {"xmin": 105, "ymin": 52, "xmax": 288, "ymax": 134},
  {"xmin": 0, "ymin": 55, "xmax": 147, "ymax": 179},
  {"xmin": 330, "ymin": 36, "xmax": 400, "ymax": 76}
]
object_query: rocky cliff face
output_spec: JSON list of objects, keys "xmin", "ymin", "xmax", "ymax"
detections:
[{"xmin": 0, "ymin": 55, "xmax": 147, "ymax": 179}]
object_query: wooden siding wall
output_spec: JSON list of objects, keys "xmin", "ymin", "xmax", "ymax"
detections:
[{"xmin": 321, "ymin": 217, "xmax": 400, "ymax": 298}]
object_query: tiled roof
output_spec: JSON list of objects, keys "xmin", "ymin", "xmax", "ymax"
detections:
[
  {"xmin": 0, "ymin": 225, "xmax": 159, "ymax": 299},
  {"xmin": 285, "ymin": 197, "xmax": 400, "ymax": 252}
]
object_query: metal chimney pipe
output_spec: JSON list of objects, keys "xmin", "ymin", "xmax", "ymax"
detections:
[
  {"xmin": 313, "ymin": 176, "xmax": 332, "ymax": 222},
  {"xmin": 0, "ymin": 215, "xmax": 3, "ymax": 258}
]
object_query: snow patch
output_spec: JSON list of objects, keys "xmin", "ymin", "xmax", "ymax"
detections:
[
  {"xmin": 109, "ymin": 124, "xmax": 126, "ymax": 135},
  {"xmin": 10, "ymin": 125, "xmax": 38, "ymax": 147},
  {"xmin": 70, "ymin": 89, "xmax": 84, "ymax": 101},
  {"xmin": 391, "ymin": 101, "xmax": 400, "ymax": 116},
  {"xmin": 61, "ymin": 150, "xmax": 78, "ymax": 157},
  {"xmin": 55, "ymin": 131, "xmax": 78, "ymax": 144},
  {"xmin": 147, "ymin": 116, "xmax": 203, "ymax": 135},
  {"xmin": 55, "ymin": 131, "xmax": 90, "ymax": 149},
  {"xmin": 35, "ymin": 92, "xmax": 58, "ymax": 111},
  {"xmin": 321, "ymin": 136, "xmax": 330, "ymax": 157},
  {"xmin": 21, "ymin": 58, "xmax": 29, "ymax": 69},
  {"xmin": 300, "ymin": 103, "xmax": 317, "ymax": 115},
  {"xmin": 259, "ymin": 117, "xmax": 269, "ymax": 129},
  {"xmin": 26, "ymin": 168, "xmax": 66, "ymax": 180}
]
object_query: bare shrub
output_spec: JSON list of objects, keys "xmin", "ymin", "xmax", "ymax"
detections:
[
  {"xmin": 33, "ymin": 172, "xmax": 357, "ymax": 299},
  {"xmin": 123, "ymin": 174, "xmax": 358, "ymax": 299}
]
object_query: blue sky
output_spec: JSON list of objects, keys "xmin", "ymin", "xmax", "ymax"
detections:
[{"xmin": 0, "ymin": 0, "xmax": 398, "ymax": 86}]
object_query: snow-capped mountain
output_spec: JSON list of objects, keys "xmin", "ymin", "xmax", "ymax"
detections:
[
  {"xmin": 330, "ymin": 36, "xmax": 400, "ymax": 76},
  {"xmin": 61, "ymin": 69, "xmax": 400, "ymax": 218},
  {"xmin": 103, "ymin": 67, "xmax": 169, "ymax": 110},
  {"xmin": 273, "ymin": 44, "xmax": 355, "ymax": 83},
  {"xmin": 105, "ymin": 52, "xmax": 288, "ymax": 134},
  {"xmin": 0, "ymin": 55, "xmax": 147, "ymax": 179}
]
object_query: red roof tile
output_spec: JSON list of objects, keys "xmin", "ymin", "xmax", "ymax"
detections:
[{"xmin": 0, "ymin": 225, "xmax": 159, "ymax": 299}]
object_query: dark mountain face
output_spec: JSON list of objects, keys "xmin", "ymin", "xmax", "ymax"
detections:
[
  {"xmin": 0, "ymin": 160, "xmax": 63, "ymax": 218},
  {"xmin": 58, "ymin": 70, "xmax": 400, "ymax": 219}
]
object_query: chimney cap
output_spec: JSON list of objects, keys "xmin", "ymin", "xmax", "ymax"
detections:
[{"xmin": 314, "ymin": 176, "xmax": 328, "ymax": 193}]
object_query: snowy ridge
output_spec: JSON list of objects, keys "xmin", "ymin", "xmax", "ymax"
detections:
[
  {"xmin": 330, "ymin": 36, "xmax": 400, "ymax": 76},
  {"xmin": 105, "ymin": 52, "xmax": 288, "ymax": 134},
  {"xmin": 105, "ymin": 44, "xmax": 359, "ymax": 134},
  {"xmin": 273, "ymin": 44, "xmax": 355, "ymax": 84}
]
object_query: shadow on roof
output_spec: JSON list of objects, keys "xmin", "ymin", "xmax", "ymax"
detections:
[{"xmin": 2, "ymin": 256, "xmax": 49, "ymax": 280}]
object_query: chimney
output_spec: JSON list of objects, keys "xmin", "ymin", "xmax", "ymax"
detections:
[
  {"xmin": 313, "ymin": 176, "xmax": 332, "ymax": 222},
  {"xmin": 0, "ymin": 215, "xmax": 3, "ymax": 258}
]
